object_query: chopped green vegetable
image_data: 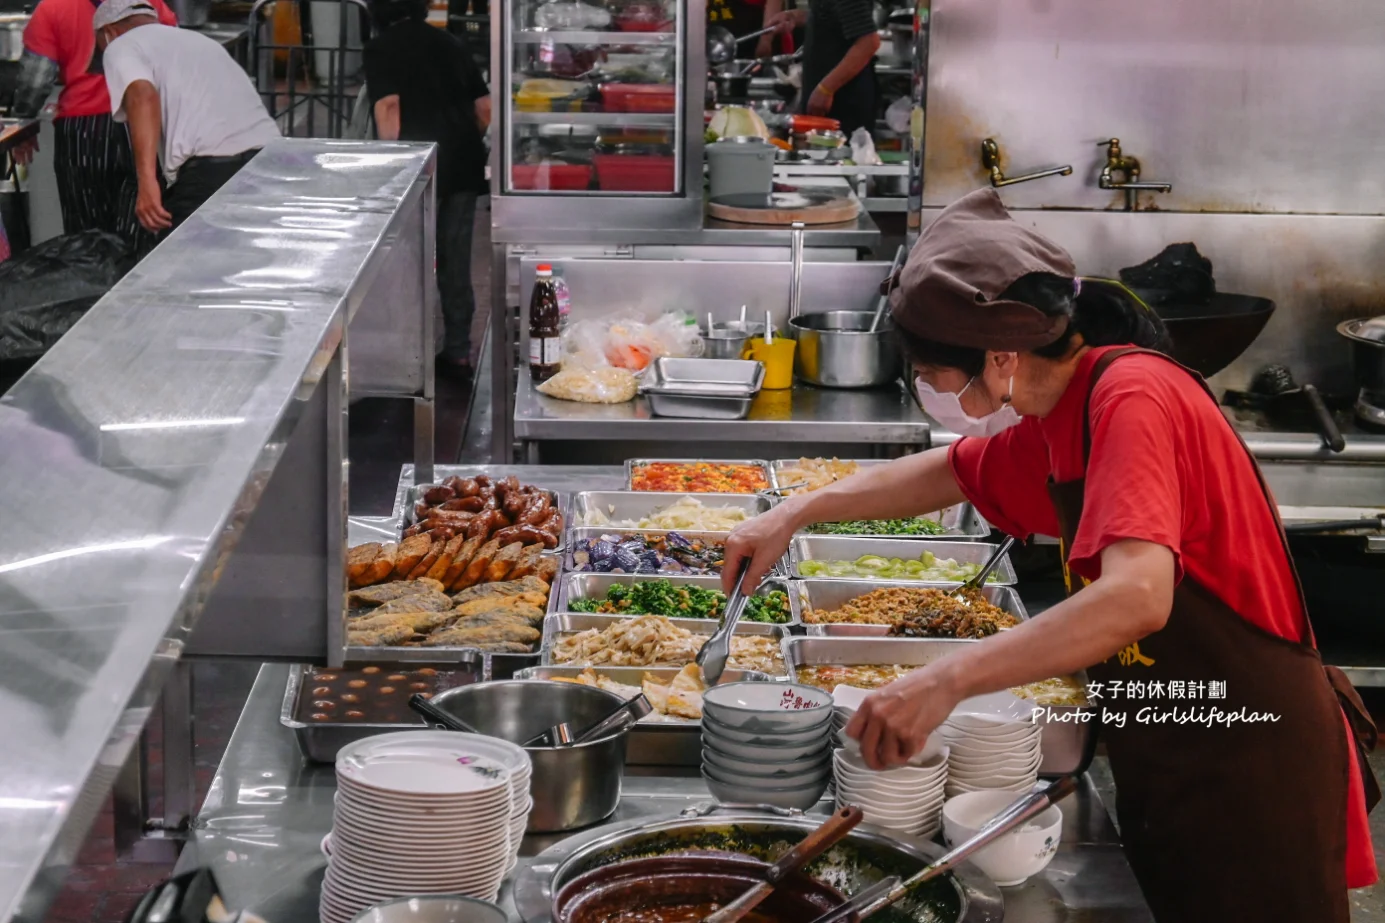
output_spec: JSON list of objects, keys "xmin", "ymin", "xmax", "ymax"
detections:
[
  {"xmin": 567, "ymin": 579, "xmax": 791, "ymax": 623},
  {"xmin": 807, "ymin": 517, "xmax": 948, "ymax": 536},
  {"xmin": 798, "ymin": 553, "xmax": 990, "ymax": 583}
]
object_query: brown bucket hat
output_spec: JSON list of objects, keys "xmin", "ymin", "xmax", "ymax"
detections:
[{"xmin": 887, "ymin": 188, "xmax": 1077, "ymax": 351}]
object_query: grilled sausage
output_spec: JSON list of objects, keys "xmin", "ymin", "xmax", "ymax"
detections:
[
  {"xmin": 474, "ymin": 474, "xmax": 492, "ymax": 488},
  {"xmin": 441, "ymin": 476, "xmax": 468, "ymax": 495},
  {"xmin": 518, "ymin": 492, "xmax": 551, "ymax": 526},
  {"xmin": 503, "ymin": 490, "xmax": 528, "ymax": 517},
  {"xmin": 422, "ymin": 485, "xmax": 455, "ymax": 505},
  {"xmin": 456, "ymin": 477, "xmax": 481, "ymax": 498},
  {"xmin": 441, "ymin": 496, "xmax": 485, "ymax": 513},
  {"xmin": 492, "ymin": 524, "xmax": 550, "ymax": 548}
]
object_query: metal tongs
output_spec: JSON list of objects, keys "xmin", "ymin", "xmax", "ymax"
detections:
[
  {"xmin": 804, "ymin": 777, "xmax": 1081, "ymax": 923},
  {"xmin": 948, "ymin": 535, "xmax": 1016, "ymax": 604},
  {"xmin": 697, "ymin": 558, "xmax": 755, "ymax": 686}
]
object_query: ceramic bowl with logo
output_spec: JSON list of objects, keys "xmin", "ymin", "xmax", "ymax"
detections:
[
  {"xmin": 941, "ymin": 790, "xmax": 1063, "ymax": 886},
  {"xmin": 702, "ymin": 682, "xmax": 834, "ymax": 732}
]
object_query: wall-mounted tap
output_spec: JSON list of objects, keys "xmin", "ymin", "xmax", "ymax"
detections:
[
  {"xmin": 981, "ymin": 138, "xmax": 1073, "ymax": 187},
  {"xmin": 1097, "ymin": 138, "xmax": 1172, "ymax": 211}
]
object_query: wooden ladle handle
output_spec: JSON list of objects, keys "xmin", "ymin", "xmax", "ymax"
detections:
[{"xmin": 764, "ymin": 805, "xmax": 864, "ymax": 884}]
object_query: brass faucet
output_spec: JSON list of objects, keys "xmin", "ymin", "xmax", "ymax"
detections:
[
  {"xmin": 1097, "ymin": 138, "xmax": 1171, "ymax": 211},
  {"xmin": 981, "ymin": 138, "xmax": 1072, "ymax": 187}
]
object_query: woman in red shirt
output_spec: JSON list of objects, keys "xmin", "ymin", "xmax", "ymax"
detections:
[
  {"xmin": 17, "ymin": 0, "xmax": 176, "ymax": 252},
  {"xmin": 725, "ymin": 188, "xmax": 1378, "ymax": 921}
]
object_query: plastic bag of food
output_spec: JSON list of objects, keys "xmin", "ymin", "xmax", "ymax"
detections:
[
  {"xmin": 849, "ymin": 127, "xmax": 881, "ymax": 166},
  {"xmin": 536, "ymin": 367, "xmax": 638, "ymax": 403},
  {"xmin": 565, "ymin": 312, "xmax": 703, "ymax": 372}
]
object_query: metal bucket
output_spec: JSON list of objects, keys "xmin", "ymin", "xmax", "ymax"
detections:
[
  {"xmin": 789, "ymin": 310, "xmax": 902, "ymax": 388},
  {"xmin": 706, "ymin": 137, "xmax": 776, "ymax": 199},
  {"xmin": 430, "ymin": 680, "xmax": 628, "ymax": 833}
]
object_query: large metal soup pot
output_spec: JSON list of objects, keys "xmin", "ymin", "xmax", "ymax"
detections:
[
  {"xmin": 1339, "ymin": 316, "xmax": 1385, "ymax": 397},
  {"xmin": 430, "ymin": 680, "xmax": 628, "ymax": 833},
  {"xmin": 789, "ymin": 310, "xmax": 902, "ymax": 388}
]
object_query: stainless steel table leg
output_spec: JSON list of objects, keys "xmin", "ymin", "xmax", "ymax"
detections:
[
  {"xmin": 414, "ymin": 397, "xmax": 436, "ymax": 483},
  {"xmin": 162, "ymin": 661, "xmax": 196, "ymax": 834}
]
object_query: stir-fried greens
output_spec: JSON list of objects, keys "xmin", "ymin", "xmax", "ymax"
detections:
[
  {"xmin": 568, "ymin": 579, "xmax": 791, "ymax": 623},
  {"xmin": 807, "ymin": 517, "xmax": 948, "ymax": 536}
]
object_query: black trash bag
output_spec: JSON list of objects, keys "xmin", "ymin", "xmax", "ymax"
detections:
[
  {"xmin": 1118, "ymin": 242, "xmax": 1216, "ymax": 306},
  {"xmin": 0, "ymin": 230, "xmax": 136, "ymax": 361}
]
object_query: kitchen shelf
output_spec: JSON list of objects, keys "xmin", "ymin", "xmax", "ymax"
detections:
[
  {"xmin": 514, "ymin": 30, "xmax": 677, "ymax": 44},
  {"xmin": 512, "ymin": 111, "xmax": 678, "ymax": 127}
]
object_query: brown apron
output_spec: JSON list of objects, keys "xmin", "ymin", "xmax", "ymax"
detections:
[{"xmin": 1047, "ymin": 347, "xmax": 1378, "ymax": 923}]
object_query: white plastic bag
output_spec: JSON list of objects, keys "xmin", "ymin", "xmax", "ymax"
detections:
[
  {"xmin": 536, "ymin": 367, "xmax": 638, "ymax": 403},
  {"xmin": 849, "ymin": 127, "xmax": 881, "ymax": 166}
]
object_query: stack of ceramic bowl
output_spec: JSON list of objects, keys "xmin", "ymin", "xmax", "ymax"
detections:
[
  {"xmin": 320, "ymin": 731, "xmax": 532, "ymax": 923},
  {"xmin": 940, "ymin": 715, "xmax": 1042, "ymax": 797},
  {"xmin": 700, "ymin": 683, "xmax": 834, "ymax": 811},
  {"xmin": 832, "ymin": 740, "xmax": 949, "ymax": 837}
]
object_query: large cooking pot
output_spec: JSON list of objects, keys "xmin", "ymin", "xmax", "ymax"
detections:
[
  {"xmin": 431, "ymin": 680, "xmax": 628, "ymax": 833},
  {"xmin": 790, "ymin": 310, "xmax": 902, "ymax": 388},
  {"xmin": 514, "ymin": 807, "xmax": 1003, "ymax": 923},
  {"xmin": 1338, "ymin": 316, "xmax": 1385, "ymax": 397},
  {"xmin": 553, "ymin": 855, "xmax": 844, "ymax": 923},
  {"xmin": 1141, "ymin": 292, "xmax": 1275, "ymax": 379}
]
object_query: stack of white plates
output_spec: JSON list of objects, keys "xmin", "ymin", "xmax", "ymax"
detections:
[
  {"xmin": 320, "ymin": 731, "xmax": 532, "ymax": 923},
  {"xmin": 833, "ymin": 742, "xmax": 949, "ymax": 838},
  {"xmin": 700, "ymin": 682, "xmax": 834, "ymax": 811},
  {"xmin": 939, "ymin": 715, "xmax": 1042, "ymax": 797}
]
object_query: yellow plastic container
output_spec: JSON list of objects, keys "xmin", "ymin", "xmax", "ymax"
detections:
[{"xmin": 745, "ymin": 336, "xmax": 796, "ymax": 390}]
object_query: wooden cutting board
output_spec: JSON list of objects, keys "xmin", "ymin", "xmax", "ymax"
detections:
[{"xmin": 707, "ymin": 191, "xmax": 861, "ymax": 226}]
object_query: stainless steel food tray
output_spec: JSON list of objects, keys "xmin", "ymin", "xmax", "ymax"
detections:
[
  {"xmin": 781, "ymin": 636, "xmax": 1096, "ymax": 777},
  {"xmin": 643, "ymin": 391, "xmax": 757, "ymax": 420},
  {"xmin": 571, "ymin": 490, "xmax": 772, "ymax": 528},
  {"xmin": 769, "ymin": 456, "xmax": 890, "ymax": 492},
  {"xmin": 788, "ymin": 535, "xmax": 1017, "ymax": 584},
  {"xmin": 402, "ymin": 485, "xmax": 569, "ymax": 554},
  {"xmin": 281, "ymin": 659, "xmax": 485, "ymax": 761},
  {"xmin": 539, "ymin": 613, "xmax": 789, "ymax": 675},
  {"xmin": 512, "ymin": 665, "xmax": 773, "ymax": 766},
  {"xmin": 566, "ymin": 527, "xmax": 790, "ymax": 578},
  {"xmin": 343, "ymin": 645, "xmax": 540, "ymax": 680},
  {"xmin": 792, "ymin": 578, "xmax": 1028, "ymax": 635},
  {"xmin": 641, "ymin": 358, "xmax": 765, "ymax": 393},
  {"xmin": 558, "ymin": 572, "xmax": 800, "ymax": 626},
  {"xmin": 625, "ymin": 458, "xmax": 773, "ymax": 492}
]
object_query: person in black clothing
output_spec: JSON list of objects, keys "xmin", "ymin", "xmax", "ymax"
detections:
[
  {"xmin": 766, "ymin": 0, "xmax": 879, "ymax": 136},
  {"xmin": 365, "ymin": 0, "xmax": 491, "ymax": 380}
]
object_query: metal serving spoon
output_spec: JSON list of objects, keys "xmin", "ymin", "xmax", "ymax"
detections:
[
  {"xmin": 697, "ymin": 558, "xmax": 754, "ymax": 685},
  {"xmin": 407, "ymin": 693, "xmax": 483, "ymax": 734},
  {"xmin": 948, "ymin": 535, "xmax": 1016, "ymax": 603}
]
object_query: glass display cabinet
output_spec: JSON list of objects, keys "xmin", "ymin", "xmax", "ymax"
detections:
[{"xmin": 491, "ymin": 0, "xmax": 706, "ymax": 230}]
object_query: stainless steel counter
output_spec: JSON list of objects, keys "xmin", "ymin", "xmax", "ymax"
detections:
[
  {"xmin": 513, "ymin": 375, "xmax": 928, "ymax": 448},
  {"xmin": 178, "ymin": 663, "xmax": 1152, "ymax": 923},
  {"xmin": 0, "ymin": 138, "xmax": 436, "ymax": 923}
]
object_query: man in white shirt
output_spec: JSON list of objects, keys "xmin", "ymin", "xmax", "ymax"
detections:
[{"xmin": 93, "ymin": 0, "xmax": 280, "ymax": 232}]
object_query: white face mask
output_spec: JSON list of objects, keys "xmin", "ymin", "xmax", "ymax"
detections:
[{"xmin": 915, "ymin": 375, "xmax": 1022, "ymax": 438}]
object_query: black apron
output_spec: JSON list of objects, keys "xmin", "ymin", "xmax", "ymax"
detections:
[{"xmin": 1047, "ymin": 347, "xmax": 1377, "ymax": 923}]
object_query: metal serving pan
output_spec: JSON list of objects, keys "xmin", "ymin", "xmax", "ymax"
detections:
[
  {"xmin": 558, "ymin": 572, "xmax": 800, "ymax": 626},
  {"xmin": 789, "ymin": 535, "xmax": 1016, "ymax": 584},
  {"xmin": 513, "ymin": 665, "xmax": 773, "ymax": 766},
  {"xmin": 771, "ymin": 458, "xmax": 990, "ymax": 539},
  {"xmin": 281, "ymin": 658, "xmax": 485, "ymax": 761},
  {"xmin": 540, "ymin": 613, "xmax": 789, "ymax": 675},
  {"xmin": 571, "ymin": 490, "xmax": 771, "ymax": 528},
  {"xmin": 402, "ymin": 482, "xmax": 569, "ymax": 553},
  {"xmin": 793, "ymin": 577, "xmax": 1027, "ymax": 635},
  {"xmin": 644, "ymin": 358, "xmax": 764, "ymax": 392},
  {"xmin": 566, "ymin": 526, "xmax": 790, "ymax": 578},
  {"xmin": 643, "ymin": 390, "xmax": 757, "ymax": 421},
  {"xmin": 343, "ymin": 645, "xmax": 540, "ymax": 680},
  {"xmin": 781, "ymin": 636, "xmax": 1096, "ymax": 777},
  {"xmin": 625, "ymin": 458, "xmax": 773, "ymax": 492}
]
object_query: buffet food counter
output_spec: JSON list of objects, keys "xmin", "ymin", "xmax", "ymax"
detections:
[{"xmin": 177, "ymin": 461, "xmax": 1152, "ymax": 923}]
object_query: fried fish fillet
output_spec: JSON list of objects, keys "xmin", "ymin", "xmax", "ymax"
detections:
[
  {"xmin": 372, "ymin": 589, "xmax": 454, "ymax": 615},
  {"xmin": 444, "ymin": 611, "xmax": 534, "ymax": 632},
  {"xmin": 347, "ymin": 624, "xmax": 416, "ymax": 646},
  {"xmin": 349, "ymin": 609, "xmax": 455, "ymax": 635},
  {"xmin": 451, "ymin": 575, "xmax": 550, "ymax": 606},
  {"xmin": 535, "ymin": 556, "xmax": 559, "ymax": 584},
  {"xmin": 423, "ymin": 623, "xmax": 541, "ymax": 647},
  {"xmin": 452, "ymin": 597, "xmax": 547, "ymax": 625},
  {"xmin": 347, "ymin": 578, "xmax": 446, "ymax": 607}
]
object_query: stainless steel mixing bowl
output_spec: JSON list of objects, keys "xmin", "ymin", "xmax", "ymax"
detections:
[
  {"xmin": 790, "ymin": 310, "xmax": 902, "ymax": 388},
  {"xmin": 431, "ymin": 680, "xmax": 628, "ymax": 833}
]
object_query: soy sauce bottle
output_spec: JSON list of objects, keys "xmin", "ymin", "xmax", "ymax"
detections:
[{"xmin": 529, "ymin": 264, "xmax": 561, "ymax": 383}]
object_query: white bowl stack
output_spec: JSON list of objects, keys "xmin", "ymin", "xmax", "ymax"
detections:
[
  {"xmin": 700, "ymin": 682, "xmax": 834, "ymax": 811},
  {"xmin": 321, "ymin": 731, "xmax": 533, "ymax": 923},
  {"xmin": 940, "ymin": 715, "xmax": 1042, "ymax": 797},
  {"xmin": 832, "ymin": 742, "xmax": 949, "ymax": 838}
]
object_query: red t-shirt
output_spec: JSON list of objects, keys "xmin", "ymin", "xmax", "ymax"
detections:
[
  {"xmin": 23, "ymin": 0, "xmax": 178, "ymax": 119},
  {"xmin": 948, "ymin": 345, "xmax": 1377, "ymax": 890}
]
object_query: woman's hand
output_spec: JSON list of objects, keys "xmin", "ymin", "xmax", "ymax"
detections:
[
  {"xmin": 721, "ymin": 499, "xmax": 802, "ymax": 593},
  {"xmin": 845, "ymin": 665, "xmax": 961, "ymax": 769},
  {"xmin": 807, "ymin": 85, "xmax": 834, "ymax": 116}
]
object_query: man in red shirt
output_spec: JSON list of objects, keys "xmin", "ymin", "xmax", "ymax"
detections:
[
  {"xmin": 723, "ymin": 189, "xmax": 1378, "ymax": 921},
  {"xmin": 16, "ymin": 0, "xmax": 176, "ymax": 252}
]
